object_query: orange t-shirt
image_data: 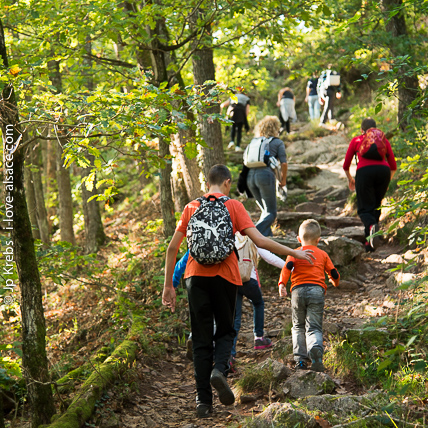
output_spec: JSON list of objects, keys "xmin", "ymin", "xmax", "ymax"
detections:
[
  {"xmin": 278, "ymin": 245, "xmax": 339, "ymax": 292},
  {"xmin": 176, "ymin": 193, "xmax": 255, "ymax": 286}
]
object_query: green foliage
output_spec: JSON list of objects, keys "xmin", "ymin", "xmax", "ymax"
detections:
[{"xmin": 235, "ymin": 362, "xmax": 275, "ymax": 395}]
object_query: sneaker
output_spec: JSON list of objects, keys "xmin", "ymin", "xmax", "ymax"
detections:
[
  {"xmin": 369, "ymin": 223, "xmax": 381, "ymax": 250},
  {"xmin": 254, "ymin": 337, "xmax": 273, "ymax": 350},
  {"xmin": 186, "ymin": 338, "xmax": 193, "ymax": 361},
  {"xmin": 196, "ymin": 403, "xmax": 213, "ymax": 418},
  {"xmin": 234, "ymin": 146, "xmax": 243, "ymax": 152},
  {"xmin": 309, "ymin": 347, "xmax": 325, "ymax": 372},
  {"xmin": 227, "ymin": 141, "xmax": 235, "ymax": 149},
  {"xmin": 295, "ymin": 361, "xmax": 308, "ymax": 370},
  {"xmin": 210, "ymin": 368, "xmax": 235, "ymax": 405},
  {"xmin": 364, "ymin": 241, "xmax": 374, "ymax": 253},
  {"xmin": 226, "ymin": 355, "xmax": 236, "ymax": 374}
]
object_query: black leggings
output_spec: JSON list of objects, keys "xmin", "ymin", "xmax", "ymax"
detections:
[
  {"xmin": 278, "ymin": 109, "xmax": 290, "ymax": 133},
  {"xmin": 230, "ymin": 122, "xmax": 244, "ymax": 147},
  {"xmin": 355, "ymin": 165, "xmax": 390, "ymax": 237}
]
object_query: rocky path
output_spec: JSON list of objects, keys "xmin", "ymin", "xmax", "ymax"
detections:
[{"xmin": 98, "ymin": 123, "xmax": 411, "ymax": 427}]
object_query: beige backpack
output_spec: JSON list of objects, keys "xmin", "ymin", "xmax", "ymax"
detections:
[{"xmin": 235, "ymin": 233, "xmax": 258, "ymax": 283}]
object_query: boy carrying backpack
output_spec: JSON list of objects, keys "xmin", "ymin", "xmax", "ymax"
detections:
[{"xmin": 162, "ymin": 164, "xmax": 315, "ymax": 418}]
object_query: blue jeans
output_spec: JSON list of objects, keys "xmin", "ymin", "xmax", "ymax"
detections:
[
  {"xmin": 231, "ymin": 278, "xmax": 265, "ymax": 357},
  {"xmin": 308, "ymin": 95, "xmax": 320, "ymax": 120},
  {"xmin": 291, "ymin": 285, "xmax": 325, "ymax": 362},
  {"xmin": 247, "ymin": 167, "xmax": 277, "ymax": 237}
]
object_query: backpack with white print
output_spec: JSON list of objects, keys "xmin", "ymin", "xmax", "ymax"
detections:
[{"xmin": 187, "ymin": 195, "xmax": 235, "ymax": 265}]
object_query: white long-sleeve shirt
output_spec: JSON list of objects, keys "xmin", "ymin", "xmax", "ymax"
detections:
[{"xmin": 250, "ymin": 247, "xmax": 286, "ymax": 283}]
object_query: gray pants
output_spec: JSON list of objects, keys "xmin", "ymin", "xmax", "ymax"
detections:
[
  {"xmin": 291, "ymin": 285, "xmax": 325, "ymax": 362},
  {"xmin": 279, "ymin": 98, "xmax": 297, "ymax": 123}
]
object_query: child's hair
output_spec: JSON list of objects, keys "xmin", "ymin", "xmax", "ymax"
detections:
[
  {"xmin": 361, "ymin": 117, "xmax": 376, "ymax": 131},
  {"xmin": 299, "ymin": 219, "xmax": 321, "ymax": 242},
  {"xmin": 208, "ymin": 164, "xmax": 232, "ymax": 186},
  {"xmin": 255, "ymin": 115, "xmax": 281, "ymax": 138}
]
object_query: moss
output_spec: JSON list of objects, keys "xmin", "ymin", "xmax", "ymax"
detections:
[{"xmin": 44, "ymin": 313, "xmax": 145, "ymax": 428}]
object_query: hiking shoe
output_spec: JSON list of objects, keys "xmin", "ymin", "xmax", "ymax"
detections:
[
  {"xmin": 227, "ymin": 141, "xmax": 235, "ymax": 149},
  {"xmin": 369, "ymin": 223, "xmax": 381, "ymax": 250},
  {"xmin": 196, "ymin": 403, "xmax": 213, "ymax": 418},
  {"xmin": 210, "ymin": 368, "xmax": 235, "ymax": 405},
  {"xmin": 254, "ymin": 337, "xmax": 273, "ymax": 350},
  {"xmin": 309, "ymin": 347, "xmax": 325, "ymax": 372},
  {"xmin": 235, "ymin": 146, "xmax": 243, "ymax": 152},
  {"xmin": 186, "ymin": 338, "xmax": 193, "ymax": 361},
  {"xmin": 226, "ymin": 355, "xmax": 236, "ymax": 375},
  {"xmin": 295, "ymin": 361, "xmax": 308, "ymax": 370},
  {"xmin": 364, "ymin": 241, "xmax": 374, "ymax": 253}
]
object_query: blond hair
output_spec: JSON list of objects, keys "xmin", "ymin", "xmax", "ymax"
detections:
[
  {"xmin": 299, "ymin": 219, "xmax": 321, "ymax": 242},
  {"xmin": 254, "ymin": 115, "xmax": 281, "ymax": 138}
]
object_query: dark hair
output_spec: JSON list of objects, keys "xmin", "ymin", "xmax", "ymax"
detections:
[
  {"xmin": 208, "ymin": 164, "xmax": 232, "ymax": 186},
  {"xmin": 361, "ymin": 118, "xmax": 376, "ymax": 131}
]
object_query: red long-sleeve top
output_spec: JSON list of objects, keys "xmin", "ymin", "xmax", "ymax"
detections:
[{"xmin": 343, "ymin": 130, "xmax": 397, "ymax": 171}]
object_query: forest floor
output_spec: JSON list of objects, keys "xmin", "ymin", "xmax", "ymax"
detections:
[{"xmin": 89, "ymin": 121, "xmax": 412, "ymax": 428}]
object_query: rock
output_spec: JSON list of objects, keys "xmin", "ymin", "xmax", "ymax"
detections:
[
  {"xmin": 324, "ymin": 321, "xmax": 339, "ymax": 334},
  {"xmin": 368, "ymin": 288, "xmax": 385, "ymax": 300},
  {"xmin": 324, "ymin": 186, "xmax": 350, "ymax": 201},
  {"xmin": 282, "ymin": 370, "xmax": 335, "ymax": 398},
  {"xmin": 288, "ymin": 164, "xmax": 322, "ymax": 179},
  {"xmin": 339, "ymin": 280, "xmax": 362, "ymax": 291},
  {"xmin": 301, "ymin": 394, "xmax": 361, "ymax": 416},
  {"xmin": 323, "ymin": 236, "xmax": 365, "ymax": 266},
  {"xmin": 324, "ymin": 216, "xmax": 362, "ymax": 228},
  {"xmin": 252, "ymin": 402, "xmax": 318, "ymax": 428},
  {"xmin": 382, "ymin": 254, "xmax": 405, "ymax": 264},
  {"xmin": 240, "ymin": 394, "xmax": 258, "ymax": 404},
  {"xmin": 335, "ymin": 226, "xmax": 365, "ymax": 243},
  {"xmin": 259, "ymin": 358, "xmax": 291, "ymax": 381},
  {"xmin": 386, "ymin": 272, "xmax": 416, "ymax": 290},
  {"xmin": 344, "ymin": 328, "xmax": 390, "ymax": 347},
  {"xmin": 276, "ymin": 211, "xmax": 322, "ymax": 223},
  {"xmin": 295, "ymin": 202, "xmax": 325, "ymax": 215}
]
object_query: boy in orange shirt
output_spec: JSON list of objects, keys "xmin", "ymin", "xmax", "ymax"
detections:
[
  {"xmin": 163, "ymin": 165, "xmax": 315, "ymax": 418},
  {"xmin": 278, "ymin": 219, "xmax": 340, "ymax": 372}
]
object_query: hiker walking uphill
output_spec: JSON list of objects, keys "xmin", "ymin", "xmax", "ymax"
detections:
[
  {"xmin": 318, "ymin": 64, "xmax": 341, "ymax": 124},
  {"xmin": 276, "ymin": 86, "xmax": 297, "ymax": 134},
  {"xmin": 343, "ymin": 118, "xmax": 397, "ymax": 252},
  {"xmin": 221, "ymin": 92, "xmax": 250, "ymax": 152},
  {"xmin": 162, "ymin": 164, "xmax": 315, "ymax": 419},
  {"xmin": 243, "ymin": 116, "xmax": 288, "ymax": 237},
  {"xmin": 305, "ymin": 72, "xmax": 320, "ymax": 120},
  {"xmin": 230, "ymin": 232, "xmax": 285, "ymax": 370},
  {"xmin": 278, "ymin": 219, "xmax": 340, "ymax": 372}
]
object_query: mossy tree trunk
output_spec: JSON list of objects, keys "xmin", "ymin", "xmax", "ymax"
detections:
[
  {"xmin": 0, "ymin": 19, "xmax": 56, "ymax": 427},
  {"xmin": 24, "ymin": 149, "xmax": 41, "ymax": 240}
]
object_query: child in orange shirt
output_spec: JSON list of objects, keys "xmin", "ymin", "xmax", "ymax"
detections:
[{"xmin": 278, "ymin": 219, "xmax": 340, "ymax": 372}]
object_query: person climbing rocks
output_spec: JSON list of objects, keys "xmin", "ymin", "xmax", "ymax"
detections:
[
  {"xmin": 229, "ymin": 232, "xmax": 285, "ymax": 372},
  {"xmin": 221, "ymin": 91, "xmax": 250, "ymax": 152},
  {"xmin": 245, "ymin": 116, "xmax": 288, "ymax": 237},
  {"xmin": 305, "ymin": 71, "xmax": 320, "ymax": 121},
  {"xmin": 278, "ymin": 219, "xmax": 340, "ymax": 372},
  {"xmin": 342, "ymin": 117, "xmax": 397, "ymax": 252},
  {"xmin": 318, "ymin": 64, "xmax": 341, "ymax": 125},
  {"xmin": 162, "ymin": 164, "xmax": 315, "ymax": 419},
  {"xmin": 276, "ymin": 86, "xmax": 297, "ymax": 134}
]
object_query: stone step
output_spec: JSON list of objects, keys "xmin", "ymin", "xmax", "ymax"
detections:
[{"xmin": 274, "ymin": 211, "xmax": 361, "ymax": 229}]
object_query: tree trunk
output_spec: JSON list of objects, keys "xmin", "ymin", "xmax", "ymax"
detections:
[
  {"xmin": 0, "ymin": 19, "xmax": 56, "ymax": 427},
  {"xmin": 31, "ymin": 143, "xmax": 50, "ymax": 244},
  {"xmin": 23, "ymin": 149, "xmax": 41, "ymax": 240},
  {"xmin": 382, "ymin": 0, "xmax": 420, "ymax": 129},
  {"xmin": 191, "ymin": 9, "xmax": 224, "ymax": 179},
  {"xmin": 0, "ymin": 389, "xmax": 5, "ymax": 428},
  {"xmin": 48, "ymin": 57, "xmax": 75, "ymax": 244},
  {"xmin": 81, "ymin": 155, "xmax": 106, "ymax": 253},
  {"xmin": 56, "ymin": 144, "xmax": 75, "ymax": 244},
  {"xmin": 46, "ymin": 135, "xmax": 57, "ymax": 234}
]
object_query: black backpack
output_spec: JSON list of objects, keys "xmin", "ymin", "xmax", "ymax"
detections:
[{"xmin": 187, "ymin": 195, "xmax": 235, "ymax": 265}]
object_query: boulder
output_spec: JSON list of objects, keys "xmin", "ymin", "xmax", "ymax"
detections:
[
  {"xmin": 251, "ymin": 402, "xmax": 318, "ymax": 428},
  {"xmin": 324, "ymin": 216, "xmax": 362, "ymax": 229},
  {"xmin": 259, "ymin": 358, "xmax": 291, "ymax": 382},
  {"xmin": 335, "ymin": 226, "xmax": 365, "ymax": 243},
  {"xmin": 282, "ymin": 370, "xmax": 335, "ymax": 398},
  {"xmin": 295, "ymin": 202, "xmax": 325, "ymax": 215},
  {"xmin": 382, "ymin": 254, "xmax": 404, "ymax": 264},
  {"xmin": 338, "ymin": 280, "xmax": 361, "ymax": 291},
  {"xmin": 323, "ymin": 236, "xmax": 365, "ymax": 266},
  {"xmin": 386, "ymin": 272, "xmax": 416, "ymax": 291}
]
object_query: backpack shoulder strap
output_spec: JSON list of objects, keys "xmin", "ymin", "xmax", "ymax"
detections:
[{"xmin": 218, "ymin": 195, "xmax": 230, "ymax": 203}]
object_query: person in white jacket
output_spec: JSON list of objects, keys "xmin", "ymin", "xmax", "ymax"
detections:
[{"xmin": 230, "ymin": 232, "xmax": 285, "ymax": 370}]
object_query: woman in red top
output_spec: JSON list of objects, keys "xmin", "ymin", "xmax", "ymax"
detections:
[{"xmin": 343, "ymin": 118, "xmax": 397, "ymax": 251}]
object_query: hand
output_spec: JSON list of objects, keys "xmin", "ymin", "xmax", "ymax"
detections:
[
  {"xmin": 336, "ymin": 92, "xmax": 342, "ymax": 99},
  {"xmin": 348, "ymin": 177, "xmax": 355, "ymax": 191},
  {"xmin": 304, "ymin": 97, "xmax": 308, "ymax": 103},
  {"xmin": 280, "ymin": 180, "xmax": 287, "ymax": 188},
  {"xmin": 294, "ymin": 249, "xmax": 315, "ymax": 264},
  {"xmin": 319, "ymin": 98, "xmax": 324, "ymax": 105},
  {"xmin": 162, "ymin": 286, "xmax": 176, "ymax": 313},
  {"xmin": 279, "ymin": 283, "xmax": 287, "ymax": 297},
  {"xmin": 276, "ymin": 101, "xmax": 280, "ymax": 107}
]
